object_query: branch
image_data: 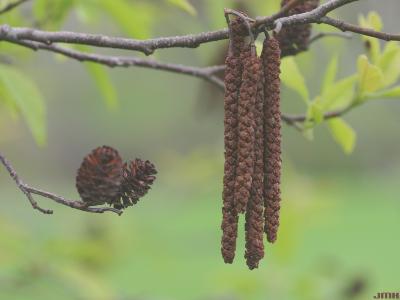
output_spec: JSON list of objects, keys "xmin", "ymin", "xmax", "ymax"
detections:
[
  {"xmin": 319, "ymin": 16, "xmax": 400, "ymax": 41},
  {"xmin": 273, "ymin": 0, "xmax": 359, "ymax": 29},
  {"xmin": 0, "ymin": 24, "xmax": 229, "ymax": 55},
  {"xmin": 309, "ymin": 31, "xmax": 352, "ymax": 44},
  {"xmin": 0, "ymin": 0, "xmax": 30, "ymax": 15},
  {"xmin": 0, "ymin": 33, "xmax": 352, "ymax": 128},
  {"xmin": 0, "ymin": 0, "xmax": 396, "ymax": 58},
  {"xmin": 2, "ymin": 36, "xmax": 225, "ymax": 88},
  {"xmin": 0, "ymin": 153, "xmax": 123, "ymax": 215}
]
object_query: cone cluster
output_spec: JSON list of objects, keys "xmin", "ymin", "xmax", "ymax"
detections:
[
  {"xmin": 277, "ymin": 0, "xmax": 320, "ymax": 57},
  {"xmin": 76, "ymin": 146, "xmax": 157, "ymax": 210},
  {"xmin": 221, "ymin": 19, "xmax": 282, "ymax": 269}
]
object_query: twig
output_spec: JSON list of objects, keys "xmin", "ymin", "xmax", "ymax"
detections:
[
  {"xmin": 319, "ymin": 16, "xmax": 400, "ymax": 41},
  {"xmin": 0, "ymin": 34, "xmax": 352, "ymax": 127},
  {"xmin": 2, "ymin": 37, "xmax": 225, "ymax": 88},
  {"xmin": 309, "ymin": 31, "xmax": 352, "ymax": 44},
  {"xmin": 0, "ymin": 153, "xmax": 123, "ymax": 215},
  {"xmin": 0, "ymin": 0, "xmax": 30, "ymax": 15},
  {"xmin": 0, "ymin": 0, "xmax": 369, "ymax": 56}
]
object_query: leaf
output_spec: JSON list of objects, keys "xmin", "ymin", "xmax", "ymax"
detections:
[
  {"xmin": 306, "ymin": 100, "xmax": 324, "ymax": 125},
  {"xmin": 0, "ymin": 81, "xmax": 19, "ymax": 119},
  {"xmin": 0, "ymin": 65, "xmax": 46, "ymax": 145},
  {"xmin": 319, "ymin": 75, "xmax": 358, "ymax": 110},
  {"xmin": 378, "ymin": 42, "xmax": 400, "ymax": 86},
  {"xmin": 99, "ymin": 0, "xmax": 154, "ymax": 39},
  {"xmin": 85, "ymin": 63, "xmax": 118, "ymax": 109},
  {"xmin": 357, "ymin": 55, "xmax": 384, "ymax": 95},
  {"xmin": 328, "ymin": 118, "xmax": 356, "ymax": 154},
  {"xmin": 33, "ymin": 0, "xmax": 74, "ymax": 30},
  {"xmin": 368, "ymin": 86, "xmax": 400, "ymax": 99},
  {"xmin": 367, "ymin": 12, "xmax": 383, "ymax": 32},
  {"xmin": 358, "ymin": 12, "xmax": 383, "ymax": 63},
  {"xmin": 321, "ymin": 55, "xmax": 338, "ymax": 94},
  {"xmin": 167, "ymin": 0, "xmax": 197, "ymax": 16},
  {"xmin": 281, "ymin": 57, "xmax": 310, "ymax": 104}
]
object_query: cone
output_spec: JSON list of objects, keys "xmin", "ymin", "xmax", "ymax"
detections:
[
  {"xmin": 118, "ymin": 159, "xmax": 157, "ymax": 209},
  {"xmin": 76, "ymin": 146, "xmax": 123, "ymax": 206}
]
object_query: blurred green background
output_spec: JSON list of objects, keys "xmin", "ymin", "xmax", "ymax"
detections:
[{"xmin": 1, "ymin": 0, "xmax": 400, "ymax": 299}]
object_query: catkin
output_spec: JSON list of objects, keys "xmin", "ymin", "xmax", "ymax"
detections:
[
  {"xmin": 261, "ymin": 37, "xmax": 282, "ymax": 244},
  {"xmin": 244, "ymin": 64, "xmax": 265, "ymax": 270},
  {"xmin": 233, "ymin": 46, "xmax": 261, "ymax": 214},
  {"xmin": 221, "ymin": 18, "xmax": 246, "ymax": 263},
  {"xmin": 277, "ymin": 0, "xmax": 320, "ymax": 57}
]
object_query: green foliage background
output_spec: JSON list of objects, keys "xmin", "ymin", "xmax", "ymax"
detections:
[{"xmin": 1, "ymin": 0, "xmax": 400, "ymax": 299}]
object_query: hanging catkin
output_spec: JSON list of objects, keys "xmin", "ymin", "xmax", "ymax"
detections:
[
  {"xmin": 233, "ymin": 44, "xmax": 260, "ymax": 214},
  {"xmin": 244, "ymin": 62, "xmax": 265, "ymax": 270},
  {"xmin": 277, "ymin": 0, "xmax": 320, "ymax": 57},
  {"xmin": 221, "ymin": 18, "xmax": 246, "ymax": 263},
  {"xmin": 261, "ymin": 37, "xmax": 282, "ymax": 244}
]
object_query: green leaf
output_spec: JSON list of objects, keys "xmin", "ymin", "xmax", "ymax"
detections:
[
  {"xmin": 33, "ymin": 0, "xmax": 74, "ymax": 30},
  {"xmin": 358, "ymin": 12, "xmax": 383, "ymax": 63},
  {"xmin": 99, "ymin": 0, "xmax": 154, "ymax": 39},
  {"xmin": 306, "ymin": 100, "xmax": 324, "ymax": 125},
  {"xmin": 321, "ymin": 55, "xmax": 338, "ymax": 94},
  {"xmin": 281, "ymin": 57, "xmax": 310, "ymax": 104},
  {"xmin": 357, "ymin": 55, "xmax": 384, "ymax": 95},
  {"xmin": 0, "ymin": 81, "xmax": 19, "ymax": 119},
  {"xmin": 368, "ymin": 86, "xmax": 400, "ymax": 99},
  {"xmin": 0, "ymin": 65, "xmax": 46, "ymax": 146},
  {"xmin": 328, "ymin": 118, "xmax": 356, "ymax": 154},
  {"xmin": 85, "ymin": 63, "xmax": 118, "ymax": 109},
  {"xmin": 320, "ymin": 75, "xmax": 358, "ymax": 110},
  {"xmin": 167, "ymin": 0, "xmax": 197, "ymax": 16},
  {"xmin": 378, "ymin": 42, "xmax": 400, "ymax": 86}
]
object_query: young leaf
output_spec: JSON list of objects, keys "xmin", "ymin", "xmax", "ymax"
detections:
[
  {"xmin": 357, "ymin": 55, "xmax": 384, "ymax": 95},
  {"xmin": 368, "ymin": 86, "xmax": 400, "ymax": 99},
  {"xmin": 0, "ymin": 66, "xmax": 46, "ymax": 146},
  {"xmin": 306, "ymin": 100, "xmax": 324, "ymax": 125},
  {"xmin": 99, "ymin": 0, "xmax": 154, "ymax": 39},
  {"xmin": 281, "ymin": 57, "xmax": 310, "ymax": 104},
  {"xmin": 85, "ymin": 63, "xmax": 118, "ymax": 109},
  {"xmin": 319, "ymin": 75, "xmax": 358, "ymax": 110},
  {"xmin": 167, "ymin": 0, "xmax": 197, "ymax": 16},
  {"xmin": 33, "ymin": 0, "xmax": 74, "ymax": 30},
  {"xmin": 0, "ymin": 81, "xmax": 19, "ymax": 119},
  {"xmin": 328, "ymin": 118, "xmax": 356, "ymax": 154},
  {"xmin": 378, "ymin": 42, "xmax": 400, "ymax": 86},
  {"xmin": 321, "ymin": 55, "xmax": 338, "ymax": 94},
  {"xmin": 358, "ymin": 13, "xmax": 382, "ymax": 63}
]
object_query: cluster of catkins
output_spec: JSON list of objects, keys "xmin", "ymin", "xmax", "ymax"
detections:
[
  {"xmin": 76, "ymin": 146, "xmax": 157, "ymax": 210},
  {"xmin": 221, "ymin": 18, "xmax": 282, "ymax": 270},
  {"xmin": 277, "ymin": 0, "xmax": 320, "ymax": 57}
]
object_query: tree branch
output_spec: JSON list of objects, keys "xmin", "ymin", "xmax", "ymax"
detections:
[
  {"xmin": 2, "ymin": 36, "xmax": 226, "ymax": 89},
  {"xmin": 0, "ymin": 153, "xmax": 123, "ymax": 215},
  {"xmin": 0, "ymin": 0, "xmax": 360, "ymax": 56},
  {"xmin": 309, "ymin": 31, "xmax": 352, "ymax": 44},
  {"xmin": 319, "ymin": 16, "xmax": 400, "ymax": 41},
  {"xmin": 0, "ymin": 0, "xmax": 30, "ymax": 16}
]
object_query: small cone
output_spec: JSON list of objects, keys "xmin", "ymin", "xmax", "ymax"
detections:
[
  {"xmin": 118, "ymin": 159, "xmax": 157, "ymax": 208},
  {"xmin": 76, "ymin": 146, "xmax": 123, "ymax": 206}
]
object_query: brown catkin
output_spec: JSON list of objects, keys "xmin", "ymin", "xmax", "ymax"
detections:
[
  {"xmin": 261, "ymin": 37, "xmax": 282, "ymax": 244},
  {"xmin": 221, "ymin": 19, "xmax": 247, "ymax": 263},
  {"xmin": 277, "ymin": 0, "xmax": 320, "ymax": 57},
  {"xmin": 244, "ymin": 63, "xmax": 265, "ymax": 270},
  {"xmin": 233, "ymin": 46, "xmax": 261, "ymax": 214}
]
